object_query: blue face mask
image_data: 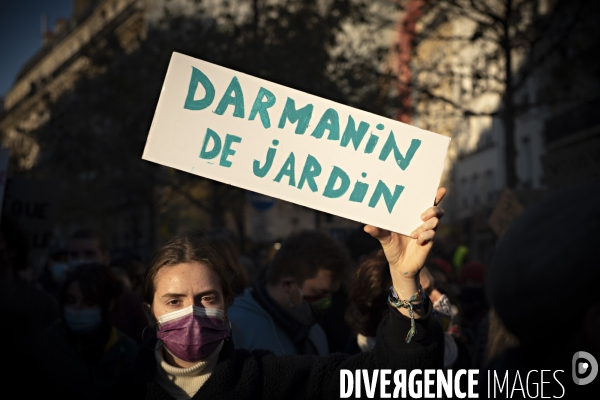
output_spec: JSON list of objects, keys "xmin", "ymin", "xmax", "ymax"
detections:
[
  {"xmin": 63, "ymin": 307, "xmax": 102, "ymax": 334},
  {"xmin": 49, "ymin": 262, "xmax": 69, "ymax": 285}
]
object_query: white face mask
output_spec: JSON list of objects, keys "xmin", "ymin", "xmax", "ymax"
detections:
[
  {"xmin": 63, "ymin": 307, "xmax": 102, "ymax": 334},
  {"xmin": 287, "ymin": 286, "xmax": 316, "ymax": 327}
]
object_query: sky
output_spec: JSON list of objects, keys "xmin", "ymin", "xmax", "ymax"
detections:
[{"xmin": 0, "ymin": 0, "xmax": 72, "ymax": 98}]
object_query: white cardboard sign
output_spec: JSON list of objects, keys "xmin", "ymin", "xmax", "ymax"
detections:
[{"xmin": 143, "ymin": 52, "xmax": 450, "ymax": 235}]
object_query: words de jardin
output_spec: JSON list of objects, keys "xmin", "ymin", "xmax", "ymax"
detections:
[{"xmin": 184, "ymin": 67, "xmax": 423, "ymax": 214}]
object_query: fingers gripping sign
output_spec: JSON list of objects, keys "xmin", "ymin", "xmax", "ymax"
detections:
[{"xmin": 364, "ymin": 187, "xmax": 446, "ymax": 320}]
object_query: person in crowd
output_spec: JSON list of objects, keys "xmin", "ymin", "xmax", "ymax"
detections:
[
  {"xmin": 0, "ymin": 213, "xmax": 60, "ymax": 333},
  {"xmin": 37, "ymin": 245, "xmax": 69, "ymax": 298},
  {"xmin": 344, "ymin": 250, "xmax": 465, "ymax": 369},
  {"xmin": 31, "ymin": 264, "xmax": 138, "ymax": 399},
  {"xmin": 454, "ymin": 260, "xmax": 488, "ymax": 355},
  {"xmin": 67, "ymin": 228, "xmax": 111, "ymax": 268},
  {"xmin": 343, "ymin": 250, "xmax": 392, "ymax": 355},
  {"xmin": 206, "ymin": 231, "xmax": 249, "ymax": 295},
  {"xmin": 472, "ymin": 307, "xmax": 518, "ymax": 369},
  {"xmin": 111, "ymin": 254, "xmax": 147, "ymax": 299},
  {"xmin": 480, "ymin": 182, "xmax": 600, "ymax": 397},
  {"xmin": 431, "ymin": 256, "xmax": 453, "ymax": 282},
  {"xmin": 239, "ymin": 237, "xmax": 261, "ymax": 287},
  {"xmin": 344, "ymin": 224, "xmax": 382, "ymax": 265},
  {"xmin": 1, "ymin": 214, "xmax": 62, "ymax": 395},
  {"xmin": 227, "ymin": 229, "xmax": 352, "ymax": 355},
  {"xmin": 312, "ymin": 225, "xmax": 382, "ymax": 354},
  {"xmin": 111, "ymin": 265, "xmax": 135, "ymax": 290},
  {"xmin": 419, "ymin": 266, "xmax": 453, "ymax": 330},
  {"xmin": 449, "ymin": 232, "xmax": 469, "ymax": 277},
  {"xmin": 66, "ymin": 228, "xmax": 148, "ymax": 343},
  {"xmin": 108, "ymin": 188, "xmax": 446, "ymax": 399}
]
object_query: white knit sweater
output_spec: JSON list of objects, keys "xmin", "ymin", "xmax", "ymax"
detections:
[{"xmin": 154, "ymin": 341, "xmax": 224, "ymax": 399}]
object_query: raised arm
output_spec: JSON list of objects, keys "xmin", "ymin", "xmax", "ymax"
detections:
[
  {"xmin": 364, "ymin": 187, "xmax": 446, "ymax": 320},
  {"xmin": 249, "ymin": 189, "xmax": 447, "ymax": 399}
]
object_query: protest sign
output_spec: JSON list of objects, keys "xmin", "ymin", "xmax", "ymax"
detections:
[
  {"xmin": 143, "ymin": 52, "xmax": 450, "ymax": 235},
  {"xmin": 3, "ymin": 178, "xmax": 60, "ymax": 273}
]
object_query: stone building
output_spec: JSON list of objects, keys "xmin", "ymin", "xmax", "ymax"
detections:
[
  {"xmin": 407, "ymin": 0, "xmax": 600, "ymax": 262},
  {"xmin": 2, "ymin": 0, "xmax": 411, "ymax": 271},
  {"xmin": 0, "ymin": 0, "xmax": 149, "ymax": 270},
  {"xmin": 2, "ymin": 0, "xmax": 147, "ymax": 170}
]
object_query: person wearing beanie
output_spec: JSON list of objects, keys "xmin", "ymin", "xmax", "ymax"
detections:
[{"xmin": 482, "ymin": 182, "xmax": 600, "ymax": 397}]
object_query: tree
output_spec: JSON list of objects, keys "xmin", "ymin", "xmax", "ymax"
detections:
[
  {"xmin": 407, "ymin": 0, "xmax": 600, "ymax": 188},
  {"xmin": 21, "ymin": 0, "xmax": 401, "ymax": 247}
]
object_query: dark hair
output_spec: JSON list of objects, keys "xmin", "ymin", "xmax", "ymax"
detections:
[
  {"xmin": 111, "ymin": 254, "xmax": 145, "ymax": 290},
  {"xmin": 59, "ymin": 263, "xmax": 123, "ymax": 315},
  {"xmin": 142, "ymin": 231, "xmax": 234, "ymax": 307},
  {"xmin": 345, "ymin": 250, "xmax": 391, "ymax": 337},
  {"xmin": 344, "ymin": 225, "xmax": 382, "ymax": 263},
  {"xmin": 207, "ymin": 233, "xmax": 249, "ymax": 295},
  {"xmin": 485, "ymin": 308, "xmax": 518, "ymax": 364},
  {"xmin": 265, "ymin": 230, "xmax": 351, "ymax": 286}
]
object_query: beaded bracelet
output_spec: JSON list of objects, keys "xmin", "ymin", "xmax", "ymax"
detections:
[{"xmin": 388, "ymin": 285, "xmax": 426, "ymax": 343}]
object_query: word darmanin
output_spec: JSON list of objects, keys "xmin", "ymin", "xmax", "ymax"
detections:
[{"xmin": 185, "ymin": 67, "xmax": 423, "ymax": 214}]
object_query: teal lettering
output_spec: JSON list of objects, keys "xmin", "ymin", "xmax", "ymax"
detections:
[
  {"xmin": 364, "ymin": 134, "xmax": 379, "ymax": 154},
  {"xmin": 214, "ymin": 76, "xmax": 245, "ymax": 118},
  {"xmin": 277, "ymin": 98, "xmax": 314, "ymax": 134},
  {"xmin": 274, "ymin": 152, "xmax": 297, "ymax": 186},
  {"xmin": 297, "ymin": 154, "xmax": 322, "ymax": 192},
  {"xmin": 340, "ymin": 116, "xmax": 369, "ymax": 150},
  {"xmin": 311, "ymin": 108, "xmax": 340, "ymax": 140},
  {"xmin": 368, "ymin": 181, "xmax": 405, "ymax": 213},
  {"xmin": 322, "ymin": 166, "xmax": 350, "ymax": 198},
  {"xmin": 349, "ymin": 181, "xmax": 369, "ymax": 203},
  {"xmin": 199, "ymin": 128, "xmax": 221, "ymax": 159},
  {"xmin": 253, "ymin": 141, "xmax": 278, "ymax": 177},
  {"xmin": 184, "ymin": 67, "xmax": 215, "ymax": 110},
  {"xmin": 219, "ymin": 134, "xmax": 242, "ymax": 167},
  {"xmin": 249, "ymin": 87, "xmax": 276, "ymax": 129},
  {"xmin": 379, "ymin": 132, "xmax": 421, "ymax": 170}
]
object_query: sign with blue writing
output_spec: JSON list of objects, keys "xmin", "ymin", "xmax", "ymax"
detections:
[{"xmin": 143, "ymin": 52, "xmax": 450, "ymax": 236}]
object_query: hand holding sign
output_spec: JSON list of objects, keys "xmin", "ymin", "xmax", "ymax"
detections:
[
  {"xmin": 143, "ymin": 53, "xmax": 450, "ymax": 236},
  {"xmin": 365, "ymin": 187, "xmax": 445, "ymax": 313}
]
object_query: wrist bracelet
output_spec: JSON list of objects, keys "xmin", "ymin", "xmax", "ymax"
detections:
[{"xmin": 388, "ymin": 285, "xmax": 426, "ymax": 343}]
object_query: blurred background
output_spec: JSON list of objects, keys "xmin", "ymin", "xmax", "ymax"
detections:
[{"xmin": 1, "ymin": 0, "xmax": 599, "ymax": 276}]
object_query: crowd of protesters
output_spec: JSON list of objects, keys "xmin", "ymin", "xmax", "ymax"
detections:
[{"xmin": 0, "ymin": 183, "xmax": 598, "ymax": 398}]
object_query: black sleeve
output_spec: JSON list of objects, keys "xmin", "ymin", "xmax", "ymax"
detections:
[{"xmin": 256, "ymin": 297, "xmax": 444, "ymax": 400}]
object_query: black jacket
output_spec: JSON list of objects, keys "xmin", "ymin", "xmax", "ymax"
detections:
[{"xmin": 107, "ymin": 300, "xmax": 443, "ymax": 400}]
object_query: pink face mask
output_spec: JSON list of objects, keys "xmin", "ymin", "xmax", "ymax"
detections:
[{"xmin": 156, "ymin": 305, "xmax": 230, "ymax": 362}]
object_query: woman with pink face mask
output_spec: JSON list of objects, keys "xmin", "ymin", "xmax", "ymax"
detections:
[{"xmin": 109, "ymin": 188, "xmax": 446, "ymax": 400}]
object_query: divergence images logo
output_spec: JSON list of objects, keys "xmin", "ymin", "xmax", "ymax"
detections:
[{"xmin": 572, "ymin": 351, "xmax": 598, "ymax": 386}]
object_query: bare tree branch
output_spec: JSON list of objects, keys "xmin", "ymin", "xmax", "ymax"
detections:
[
  {"xmin": 416, "ymin": 87, "xmax": 500, "ymax": 117},
  {"xmin": 511, "ymin": 0, "xmax": 587, "ymax": 91}
]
